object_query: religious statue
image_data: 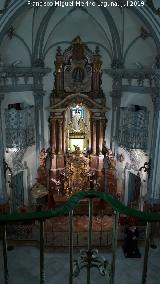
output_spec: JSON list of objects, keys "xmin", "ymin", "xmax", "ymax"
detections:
[
  {"xmin": 39, "ymin": 148, "xmax": 48, "ymax": 168},
  {"xmin": 102, "ymin": 140, "xmax": 111, "ymax": 169},
  {"xmin": 72, "ymin": 110, "xmax": 81, "ymax": 131},
  {"xmin": 73, "ymin": 145, "xmax": 81, "ymax": 156},
  {"xmin": 102, "ymin": 140, "xmax": 109, "ymax": 157},
  {"xmin": 102, "ymin": 140, "xmax": 116, "ymax": 171},
  {"xmin": 36, "ymin": 148, "xmax": 48, "ymax": 187},
  {"xmin": 61, "ymin": 145, "xmax": 90, "ymax": 196}
]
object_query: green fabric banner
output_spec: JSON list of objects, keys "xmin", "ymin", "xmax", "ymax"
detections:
[{"xmin": 0, "ymin": 191, "xmax": 160, "ymax": 223}]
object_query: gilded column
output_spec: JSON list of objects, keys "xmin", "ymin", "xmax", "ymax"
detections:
[
  {"xmin": 92, "ymin": 119, "xmax": 96, "ymax": 155},
  {"xmin": 96, "ymin": 120, "xmax": 100, "ymax": 155},
  {"xmin": 89, "ymin": 119, "xmax": 92, "ymax": 152},
  {"xmin": 51, "ymin": 119, "xmax": 57, "ymax": 171},
  {"xmin": 99, "ymin": 120, "xmax": 104, "ymax": 154}
]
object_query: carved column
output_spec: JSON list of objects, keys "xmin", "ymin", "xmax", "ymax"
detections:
[
  {"xmin": 50, "ymin": 118, "xmax": 56, "ymax": 154},
  {"xmin": 89, "ymin": 119, "xmax": 92, "ymax": 152},
  {"xmin": 58, "ymin": 119, "xmax": 63, "ymax": 154},
  {"xmin": 55, "ymin": 47, "xmax": 64, "ymax": 96},
  {"xmin": 0, "ymin": 94, "xmax": 6, "ymax": 200},
  {"xmin": 99, "ymin": 119, "xmax": 106, "ymax": 154},
  {"xmin": 50, "ymin": 118, "xmax": 57, "ymax": 171},
  {"xmin": 92, "ymin": 119, "xmax": 96, "ymax": 155},
  {"xmin": 96, "ymin": 120, "xmax": 100, "ymax": 155},
  {"xmin": 147, "ymin": 90, "xmax": 160, "ymax": 203},
  {"xmin": 92, "ymin": 46, "xmax": 102, "ymax": 95}
]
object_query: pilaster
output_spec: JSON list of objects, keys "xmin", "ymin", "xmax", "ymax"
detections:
[
  {"xmin": 38, "ymin": 92, "xmax": 45, "ymax": 149},
  {"xmin": 0, "ymin": 94, "xmax": 6, "ymax": 200},
  {"xmin": 147, "ymin": 89, "xmax": 160, "ymax": 203},
  {"xmin": 50, "ymin": 118, "xmax": 56, "ymax": 154},
  {"xmin": 33, "ymin": 90, "xmax": 45, "ymax": 165},
  {"xmin": 110, "ymin": 90, "xmax": 122, "ymax": 152},
  {"xmin": 33, "ymin": 92, "xmax": 40, "ymax": 164},
  {"xmin": 57, "ymin": 119, "xmax": 63, "ymax": 154}
]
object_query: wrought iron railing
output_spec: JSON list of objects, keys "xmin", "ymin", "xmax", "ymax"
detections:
[{"xmin": 0, "ymin": 191, "xmax": 160, "ymax": 284}]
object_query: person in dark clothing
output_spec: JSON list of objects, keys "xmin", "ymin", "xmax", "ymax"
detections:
[{"xmin": 123, "ymin": 226, "xmax": 141, "ymax": 258}]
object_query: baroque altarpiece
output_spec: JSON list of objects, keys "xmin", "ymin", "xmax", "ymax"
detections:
[{"xmin": 49, "ymin": 37, "xmax": 108, "ymax": 196}]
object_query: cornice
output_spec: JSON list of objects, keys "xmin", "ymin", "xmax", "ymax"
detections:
[
  {"xmin": 104, "ymin": 68, "xmax": 160, "ymax": 87},
  {"xmin": 104, "ymin": 68, "xmax": 160, "ymax": 77},
  {"xmin": 0, "ymin": 66, "xmax": 51, "ymax": 77},
  {"xmin": 0, "ymin": 66, "xmax": 51, "ymax": 93}
]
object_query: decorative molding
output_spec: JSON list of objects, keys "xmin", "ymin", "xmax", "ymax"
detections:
[
  {"xmin": 0, "ymin": 84, "xmax": 34, "ymax": 92},
  {"xmin": 11, "ymin": 148, "xmax": 26, "ymax": 173},
  {"xmin": 125, "ymin": 150, "xmax": 147, "ymax": 172},
  {"xmin": 146, "ymin": 0, "xmax": 160, "ymax": 16},
  {"xmin": 122, "ymin": 85, "xmax": 154, "ymax": 94},
  {"xmin": 104, "ymin": 68, "xmax": 160, "ymax": 88},
  {"xmin": 5, "ymin": 105, "xmax": 35, "ymax": 149},
  {"xmin": 0, "ymin": 66, "xmax": 51, "ymax": 93},
  {"xmin": 0, "ymin": 66, "xmax": 51, "ymax": 77},
  {"xmin": 118, "ymin": 105, "xmax": 149, "ymax": 151}
]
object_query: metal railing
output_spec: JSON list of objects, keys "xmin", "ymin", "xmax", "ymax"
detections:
[{"xmin": 0, "ymin": 191, "xmax": 160, "ymax": 284}]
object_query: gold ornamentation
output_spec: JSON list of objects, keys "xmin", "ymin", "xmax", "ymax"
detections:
[{"xmin": 61, "ymin": 146, "xmax": 90, "ymax": 196}]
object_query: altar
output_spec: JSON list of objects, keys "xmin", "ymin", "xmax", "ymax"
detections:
[
  {"xmin": 31, "ymin": 37, "xmax": 117, "ymax": 210},
  {"xmin": 48, "ymin": 37, "xmax": 108, "ymax": 194}
]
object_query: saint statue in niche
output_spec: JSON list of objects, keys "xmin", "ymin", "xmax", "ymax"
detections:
[{"xmin": 72, "ymin": 110, "xmax": 81, "ymax": 131}]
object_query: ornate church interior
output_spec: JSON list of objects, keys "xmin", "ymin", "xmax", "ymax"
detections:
[{"xmin": 0, "ymin": 1, "xmax": 160, "ymax": 284}]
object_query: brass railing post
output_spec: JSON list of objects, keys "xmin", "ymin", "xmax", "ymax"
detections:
[
  {"xmin": 141, "ymin": 222, "xmax": 150, "ymax": 284},
  {"xmin": 87, "ymin": 198, "xmax": 93, "ymax": 284},
  {"xmin": 69, "ymin": 210, "xmax": 73, "ymax": 284},
  {"xmin": 40, "ymin": 220, "xmax": 45, "ymax": 284},
  {"xmin": 111, "ymin": 211, "xmax": 119, "ymax": 284},
  {"xmin": 2, "ymin": 224, "xmax": 9, "ymax": 284}
]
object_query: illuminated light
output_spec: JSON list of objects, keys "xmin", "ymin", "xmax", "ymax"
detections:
[
  {"xmin": 8, "ymin": 147, "xmax": 18, "ymax": 153},
  {"xmin": 70, "ymin": 139, "xmax": 84, "ymax": 151}
]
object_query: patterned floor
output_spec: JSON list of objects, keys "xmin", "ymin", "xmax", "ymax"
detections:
[{"xmin": 0, "ymin": 240, "xmax": 160, "ymax": 284}]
